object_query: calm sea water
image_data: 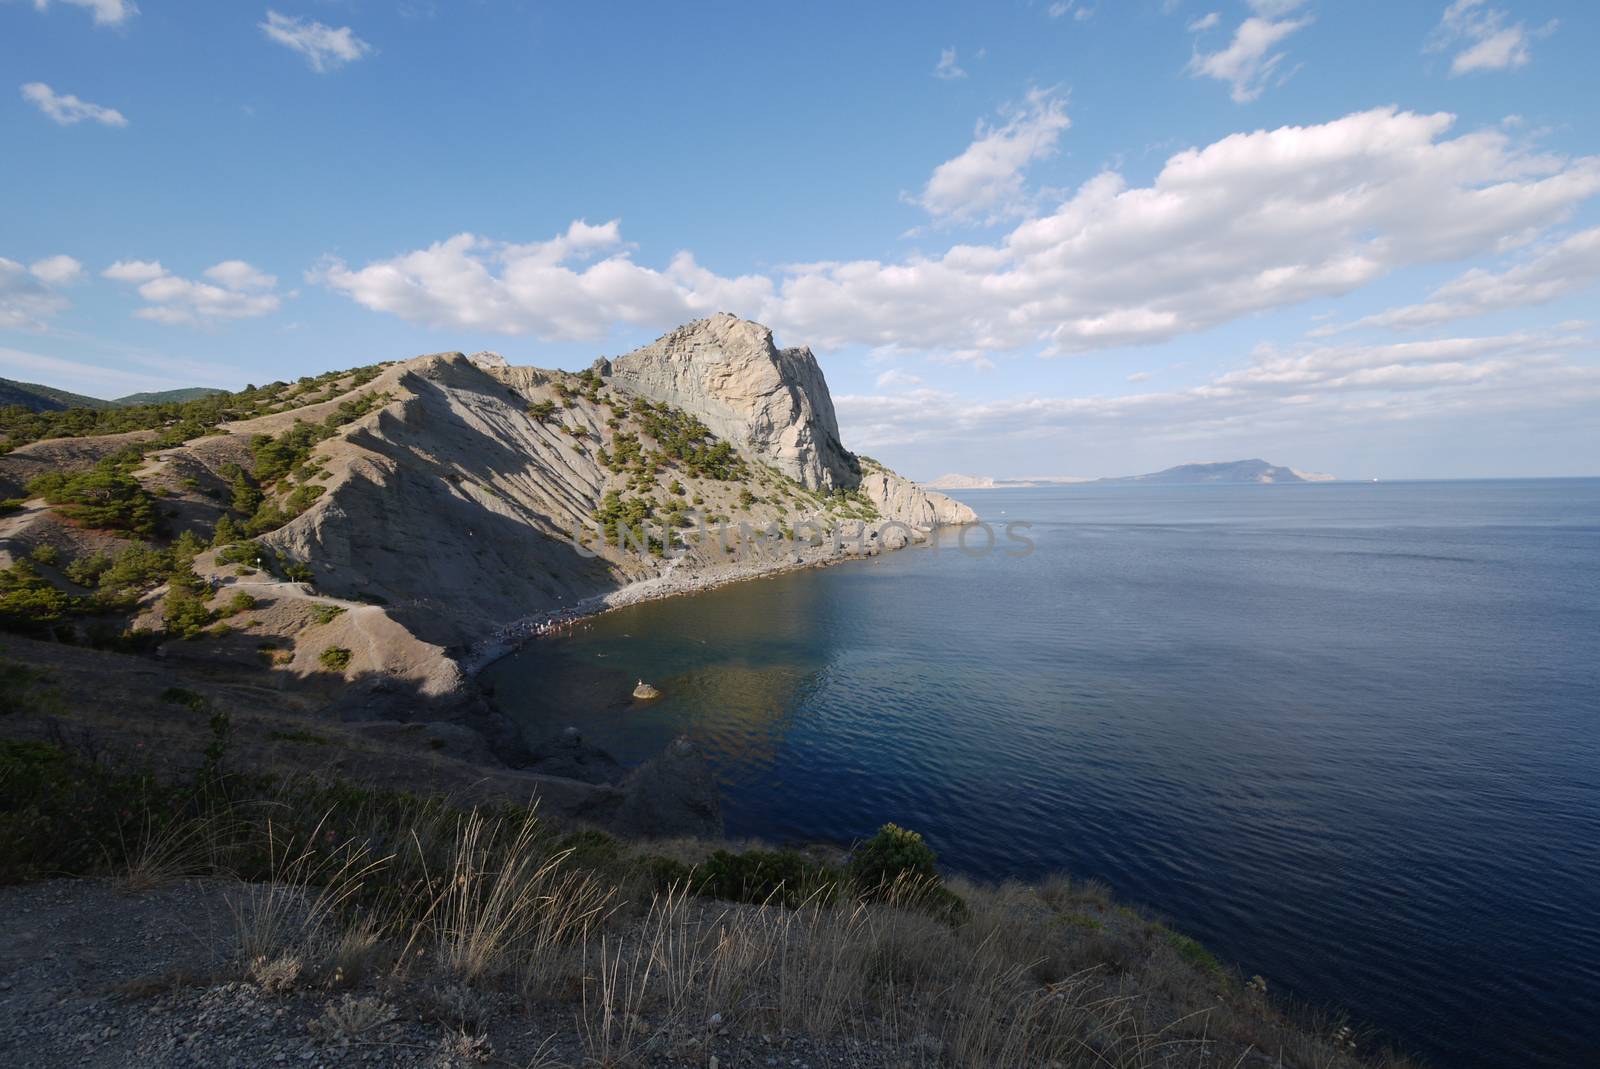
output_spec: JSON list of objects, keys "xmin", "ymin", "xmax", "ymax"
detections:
[{"xmin": 484, "ymin": 480, "xmax": 1600, "ymax": 1068}]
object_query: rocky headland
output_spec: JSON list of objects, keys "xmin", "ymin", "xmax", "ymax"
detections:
[{"xmin": 1, "ymin": 313, "xmax": 976, "ymax": 831}]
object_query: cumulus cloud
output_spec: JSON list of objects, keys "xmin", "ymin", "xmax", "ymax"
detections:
[
  {"xmin": 833, "ymin": 329, "xmax": 1600, "ymax": 452},
  {"xmin": 1339, "ymin": 228, "xmax": 1600, "ymax": 331},
  {"xmin": 260, "ymin": 10, "xmax": 372, "ymax": 72},
  {"xmin": 20, "ymin": 82, "xmax": 127, "ymax": 127},
  {"xmin": 1427, "ymin": 0, "xmax": 1551, "ymax": 75},
  {"xmin": 102, "ymin": 259, "xmax": 166, "ymax": 283},
  {"xmin": 933, "ymin": 48, "xmax": 966, "ymax": 80},
  {"xmin": 318, "ymin": 109, "xmax": 1600, "ymax": 359},
  {"xmin": 1, "ymin": 257, "xmax": 75, "ymax": 329},
  {"xmin": 204, "ymin": 259, "xmax": 277, "ymax": 291},
  {"xmin": 912, "ymin": 89, "xmax": 1069, "ymax": 224},
  {"xmin": 1188, "ymin": 8, "xmax": 1311, "ymax": 102},
  {"xmin": 28, "ymin": 255, "xmax": 84, "ymax": 286},
  {"xmin": 30, "ymin": 0, "xmax": 136, "ymax": 27},
  {"xmin": 103, "ymin": 259, "xmax": 283, "ymax": 325},
  {"xmin": 316, "ymin": 220, "xmax": 774, "ymax": 340},
  {"xmin": 768, "ymin": 108, "xmax": 1600, "ymax": 355},
  {"xmin": 1188, "ymin": 12, "xmax": 1221, "ymax": 32}
]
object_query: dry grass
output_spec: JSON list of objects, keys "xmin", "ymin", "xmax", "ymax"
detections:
[{"xmin": 11, "ymin": 747, "xmax": 1408, "ymax": 1069}]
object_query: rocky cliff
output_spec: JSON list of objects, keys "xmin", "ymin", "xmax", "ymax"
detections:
[
  {"xmin": 602, "ymin": 313, "xmax": 857, "ymax": 491},
  {"xmin": 0, "ymin": 316, "xmax": 976, "ymax": 696}
]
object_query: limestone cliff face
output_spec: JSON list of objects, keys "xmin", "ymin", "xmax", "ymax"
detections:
[
  {"xmin": 603, "ymin": 314, "xmax": 857, "ymax": 491},
  {"xmin": 120, "ymin": 316, "xmax": 978, "ymax": 690},
  {"xmin": 858, "ymin": 467, "xmax": 978, "ymax": 527}
]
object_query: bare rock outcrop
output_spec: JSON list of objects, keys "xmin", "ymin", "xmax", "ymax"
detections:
[
  {"xmin": 603, "ymin": 313, "xmax": 857, "ymax": 491},
  {"xmin": 859, "ymin": 466, "xmax": 979, "ymax": 527}
]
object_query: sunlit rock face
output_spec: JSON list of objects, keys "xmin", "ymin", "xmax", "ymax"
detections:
[{"xmin": 603, "ymin": 313, "xmax": 858, "ymax": 492}]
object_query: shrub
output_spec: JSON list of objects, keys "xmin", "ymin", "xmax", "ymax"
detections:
[
  {"xmin": 849, "ymin": 823, "xmax": 939, "ymax": 890},
  {"xmin": 310, "ymin": 603, "xmax": 346, "ymax": 625},
  {"xmin": 27, "ymin": 460, "xmax": 157, "ymax": 537},
  {"xmin": 211, "ymin": 514, "xmax": 240, "ymax": 547},
  {"xmin": 0, "ymin": 561, "xmax": 73, "ymax": 635},
  {"xmin": 281, "ymin": 560, "xmax": 314, "ymax": 583},
  {"xmin": 695, "ymin": 849, "xmax": 841, "ymax": 909},
  {"xmin": 28, "ymin": 545, "xmax": 60, "ymax": 566},
  {"xmin": 318, "ymin": 646, "xmax": 352, "ymax": 671},
  {"xmin": 163, "ymin": 586, "xmax": 215, "ymax": 639},
  {"xmin": 225, "ymin": 592, "xmax": 258, "ymax": 616}
]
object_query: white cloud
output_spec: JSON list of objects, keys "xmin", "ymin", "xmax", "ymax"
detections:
[
  {"xmin": 1341, "ymin": 227, "xmax": 1600, "ymax": 331},
  {"xmin": 20, "ymin": 82, "xmax": 127, "ymax": 127},
  {"xmin": 260, "ymin": 10, "xmax": 373, "ymax": 72},
  {"xmin": 103, "ymin": 259, "xmax": 283, "ymax": 325},
  {"xmin": 1, "ymin": 258, "xmax": 70, "ymax": 330},
  {"xmin": 1127, "ymin": 370, "xmax": 1152, "ymax": 382},
  {"xmin": 767, "ymin": 108, "xmax": 1600, "ymax": 355},
  {"xmin": 1189, "ymin": 11, "xmax": 1311, "ymax": 102},
  {"xmin": 30, "ymin": 0, "xmax": 136, "ymax": 27},
  {"xmin": 1188, "ymin": 12, "xmax": 1221, "ymax": 32},
  {"xmin": 319, "ymin": 109, "xmax": 1600, "ymax": 361},
  {"xmin": 833, "ymin": 329, "xmax": 1599, "ymax": 452},
  {"xmin": 1048, "ymin": 1, "xmax": 1093, "ymax": 21},
  {"xmin": 875, "ymin": 368, "xmax": 924, "ymax": 389},
  {"xmin": 1427, "ymin": 1, "xmax": 1551, "ymax": 75},
  {"xmin": 28, "ymin": 255, "xmax": 83, "ymax": 285},
  {"xmin": 103, "ymin": 259, "xmax": 166, "ymax": 283},
  {"xmin": 933, "ymin": 47, "xmax": 966, "ymax": 80},
  {"xmin": 316, "ymin": 221, "xmax": 774, "ymax": 340},
  {"xmin": 204, "ymin": 260, "xmax": 276, "ymax": 291},
  {"xmin": 913, "ymin": 89, "xmax": 1070, "ymax": 224}
]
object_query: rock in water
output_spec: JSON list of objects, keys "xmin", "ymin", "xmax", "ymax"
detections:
[{"xmin": 632, "ymin": 680, "xmax": 662, "ymax": 700}]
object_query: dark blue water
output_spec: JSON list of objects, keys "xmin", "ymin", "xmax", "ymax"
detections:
[{"xmin": 484, "ymin": 480, "xmax": 1600, "ymax": 1068}]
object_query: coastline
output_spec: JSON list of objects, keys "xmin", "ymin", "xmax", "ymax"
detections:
[{"xmin": 460, "ymin": 525, "xmax": 950, "ymax": 675}]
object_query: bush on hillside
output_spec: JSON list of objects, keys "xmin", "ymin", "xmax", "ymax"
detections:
[
  {"xmin": 848, "ymin": 822, "xmax": 939, "ymax": 889},
  {"xmin": 693, "ymin": 848, "xmax": 843, "ymax": 909},
  {"xmin": 27, "ymin": 460, "xmax": 158, "ymax": 537}
]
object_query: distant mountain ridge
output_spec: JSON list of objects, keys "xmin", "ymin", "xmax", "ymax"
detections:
[
  {"xmin": 0, "ymin": 377, "xmax": 226, "ymax": 413},
  {"xmin": 926, "ymin": 460, "xmax": 1336, "ymax": 487},
  {"xmin": 1101, "ymin": 459, "xmax": 1335, "ymax": 484}
]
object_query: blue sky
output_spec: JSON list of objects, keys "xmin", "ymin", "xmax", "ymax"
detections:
[{"xmin": 3, "ymin": 0, "xmax": 1598, "ymax": 479}]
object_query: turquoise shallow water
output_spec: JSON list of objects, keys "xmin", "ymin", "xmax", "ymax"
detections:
[{"xmin": 483, "ymin": 479, "xmax": 1600, "ymax": 1068}]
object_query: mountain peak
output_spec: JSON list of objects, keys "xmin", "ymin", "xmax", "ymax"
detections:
[{"xmin": 605, "ymin": 315, "xmax": 856, "ymax": 491}]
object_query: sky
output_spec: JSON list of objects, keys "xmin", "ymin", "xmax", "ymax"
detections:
[{"xmin": 3, "ymin": 0, "xmax": 1599, "ymax": 480}]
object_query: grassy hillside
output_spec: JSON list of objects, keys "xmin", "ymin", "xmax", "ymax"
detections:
[
  {"xmin": 0, "ymin": 377, "xmax": 113, "ymax": 412},
  {"xmin": 0, "ymin": 377, "xmax": 227, "ymax": 417},
  {"xmin": 110, "ymin": 387, "xmax": 228, "ymax": 407},
  {"xmin": 0, "ymin": 668, "xmax": 1415, "ymax": 1068}
]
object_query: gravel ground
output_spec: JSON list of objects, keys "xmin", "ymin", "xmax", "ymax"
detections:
[{"xmin": 0, "ymin": 879, "xmax": 924, "ymax": 1069}]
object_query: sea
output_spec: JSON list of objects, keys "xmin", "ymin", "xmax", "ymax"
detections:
[{"xmin": 482, "ymin": 479, "xmax": 1600, "ymax": 1068}]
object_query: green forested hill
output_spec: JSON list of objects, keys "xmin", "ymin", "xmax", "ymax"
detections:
[
  {"xmin": 0, "ymin": 378, "xmax": 226, "ymax": 413},
  {"xmin": 0, "ymin": 377, "xmax": 113, "ymax": 412}
]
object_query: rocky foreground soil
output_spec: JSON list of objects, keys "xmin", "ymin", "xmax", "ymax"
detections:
[{"xmin": 0, "ymin": 880, "xmax": 940, "ymax": 1069}]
